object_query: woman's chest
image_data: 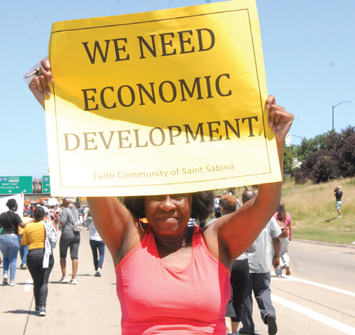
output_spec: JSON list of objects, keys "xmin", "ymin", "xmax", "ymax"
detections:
[
  {"xmin": 156, "ymin": 245, "xmax": 192, "ymax": 272},
  {"xmin": 116, "ymin": 244, "xmax": 230, "ymax": 322}
]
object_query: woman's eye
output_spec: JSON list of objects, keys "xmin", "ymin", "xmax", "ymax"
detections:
[
  {"xmin": 171, "ymin": 194, "xmax": 186, "ymax": 201},
  {"xmin": 147, "ymin": 194, "xmax": 187, "ymax": 203},
  {"xmin": 148, "ymin": 195, "xmax": 166, "ymax": 202}
]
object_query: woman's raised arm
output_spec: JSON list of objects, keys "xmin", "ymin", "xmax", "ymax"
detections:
[
  {"xmin": 87, "ymin": 197, "xmax": 139, "ymax": 266},
  {"xmin": 204, "ymin": 95, "xmax": 294, "ymax": 268},
  {"xmin": 28, "ymin": 60, "xmax": 140, "ymax": 266}
]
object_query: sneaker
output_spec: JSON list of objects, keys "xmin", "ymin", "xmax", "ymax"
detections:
[
  {"xmin": 9, "ymin": 281, "xmax": 16, "ymax": 286},
  {"xmin": 267, "ymin": 314, "xmax": 277, "ymax": 335},
  {"xmin": 337, "ymin": 215, "xmax": 342, "ymax": 218},
  {"xmin": 95, "ymin": 270, "xmax": 101, "ymax": 277},
  {"xmin": 39, "ymin": 306, "xmax": 46, "ymax": 316},
  {"xmin": 69, "ymin": 278, "xmax": 77, "ymax": 285},
  {"xmin": 20, "ymin": 263, "xmax": 27, "ymax": 270},
  {"xmin": 3, "ymin": 274, "xmax": 8, "ymax": 285},
  {"xmin": 59, "ymin": 277, "xmax": 68, "ymax": 283}
]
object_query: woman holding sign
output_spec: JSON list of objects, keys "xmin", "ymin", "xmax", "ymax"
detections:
[{"xmin": 29, "ymin": 59, "xmax": 293, "ymax": 335}]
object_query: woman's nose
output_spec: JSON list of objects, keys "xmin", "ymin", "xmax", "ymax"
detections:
[{"xmin": 159, "ymin": 196, "xmax": 176, "ymax": 210}]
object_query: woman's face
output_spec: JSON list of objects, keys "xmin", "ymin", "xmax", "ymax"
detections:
[{"xmin": 144, "ymin": 194, "xmax": 192, "ymax": 236}]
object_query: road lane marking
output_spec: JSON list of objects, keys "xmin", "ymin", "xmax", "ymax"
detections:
[
  {"xmin": 271, "ymin": 294, "xmax": 355, "ymax": 335},
  {"xmin": 274, "ymin": 276, "xmax": 355, "ymax": 298},
  {"xmin": 24, "ymin": 279, "xmax": 33, "ymax": 291}
]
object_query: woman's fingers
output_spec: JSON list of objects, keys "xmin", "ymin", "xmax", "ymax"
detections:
[
  {"xmin": 29, "ymin": 76, "xmax": 42, "ymax": 92},
  {"xmin": 37, "ymin": 60, "xmax": 53, "ymax": 97},
  {"xmin": 37, "ymin": 75, "xmax": 51, "ymax": 97},
  {"xmin": 28, "ymin": 59, "xmax": 53, "ymax": 109},
  {"xmin": 266, "ymin": 95, "xmax": 276, "ymax": 129},
  {"xmin": 40, "ymin": 59, "xmax": 54, "ymax": 84},
  {"xmin": 271, "ymin": 106, "xmax": 284, "ymax": 133},
  {"xmin": 265, "ymin": 95, "xmax": 294, "ymax": 140}
]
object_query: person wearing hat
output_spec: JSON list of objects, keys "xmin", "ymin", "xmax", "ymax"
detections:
[
  {"xmin": 58, "ymin": 197, "xmax": 80, "ymax": 284},
  {"xmin": 334, "ymin": 186, "xmax": 343, "ymax": 218}
]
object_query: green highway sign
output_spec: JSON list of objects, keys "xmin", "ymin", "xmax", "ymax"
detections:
[
  {"xmin": 0, "ymin": 176, "xmax": 33, "ymax": 194},
  {"xmin": 43, "ymin": 176, "xmax": 51, "ymax": 194}
]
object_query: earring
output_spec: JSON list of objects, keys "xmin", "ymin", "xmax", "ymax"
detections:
[{"xmin": 138, "ymin": 218, "xmax": 146, "ymax": 233}]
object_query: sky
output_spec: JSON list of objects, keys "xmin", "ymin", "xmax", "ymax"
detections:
[{"xmin": 1, "ymin": 0, "xmax": 355, "ymax": 177}]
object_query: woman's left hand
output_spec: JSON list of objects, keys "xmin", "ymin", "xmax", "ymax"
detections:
[
  {"xmin": 28, "ymin": 59, "xmax": 53, "ymax": 109},
  {"xmin": 266, "ymin": 95, "xmax": 294, "ymax": 143}
]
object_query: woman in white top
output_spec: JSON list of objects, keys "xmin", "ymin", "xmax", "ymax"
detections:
[{"xmin": 85, "ymin": 208, "xmax": 105, "ymax": 277}]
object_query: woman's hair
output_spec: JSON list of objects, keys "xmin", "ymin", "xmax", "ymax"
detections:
[
  {"xmin": 123, "ymin": 191, "xmax": 214, "ymax": 222},
  {"xmin": 6, "ymin": 199, "xmax": 17, "ymax": 210},
  {"xmin": 277, "ymin": 201, "xmax": 287, "ymax": 221},
  {"xmin": 220, "ymin": 194, "xmax": 237, "ymax": 213},
  {"xmin": 34, "ymin": 206, "xmax": 45, "ymax": 222}
]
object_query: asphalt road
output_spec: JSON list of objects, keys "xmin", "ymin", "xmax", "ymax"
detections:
[
  {"xmin": 251, "ymin": 239, "xmax": 355, "ymax": 335},
  {"xmin": 0, "ymin": 232, "xmax": 354, "ymax": 335}
]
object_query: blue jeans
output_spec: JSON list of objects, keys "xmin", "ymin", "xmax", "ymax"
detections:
[
  {"xmin": 89, "ymin": 239, "xmax": 105, "ymax": 270},
  {"xmin": 0, "ymin": 234, "xmax": 20, "ymax": 281},
  {"xmin": 20, "ymin": 236, "xmax": 29, "ymax": 265}
]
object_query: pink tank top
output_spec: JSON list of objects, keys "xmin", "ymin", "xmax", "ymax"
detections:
[{"xmin": 115, "ymin": 227, "xmax": 230, "ymax": 335}]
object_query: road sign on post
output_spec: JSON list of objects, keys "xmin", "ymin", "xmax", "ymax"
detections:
[
  {"xmin": 0, "ymin": 176, "xmax": 33, "ymax": 194},
  {"xmin": 42, "ymin": 176, "xmax": 51, "ymax": 194}
]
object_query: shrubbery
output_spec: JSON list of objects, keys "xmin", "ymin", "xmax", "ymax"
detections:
[{"xmin": 291, "ymin": 126, "xmax": 355, "ymax": 184}]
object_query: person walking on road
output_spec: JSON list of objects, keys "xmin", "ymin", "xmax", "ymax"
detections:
[
  {"xmin": 21, "ymin": 206, "xmax": 58, "ymax": 316},
  {"xmin": 273, "ymin": 201, "xmax": 292, "ymax": 277},
  {"xmin": 19, "ymin": 211, "xmax": 34, "ymax": 270},
  {"xmin": 334, "ymin": 186, "xmax": 343, "ymax": 218},
  {"xmin": 0, "ymin": 199, "xmax": 27, "ymax": 286},
  {"xmin": 213, "ymin": 194, "xmax": 257, "ymax": 335},
  {"xmin": 85, "ymin": 208, "xmax": 105, "ymax": 277},
  {"xmin": 240, "ymin": 190, "xmax": 281, "ymax": 335},
  {"xmin": 58, "ymin": 197, "xmax": 80, "ymax": 285}
]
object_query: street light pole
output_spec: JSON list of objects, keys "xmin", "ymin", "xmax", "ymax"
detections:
[
  {"xmin": 291, "ymin": 134, "xmax": 305, "ymax": 140},
  {"xmin": 332, "ymin": 101, "xmax": 355, "ymax": 130}
]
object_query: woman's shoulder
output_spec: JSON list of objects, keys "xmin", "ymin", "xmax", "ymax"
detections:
[
  {"xmin": 8, "ymin": 211, "xmax": 22, "ymax": 223},
  {"xmin": 25, "ymin": 221, "xmax": 43, "ymax": 229}
]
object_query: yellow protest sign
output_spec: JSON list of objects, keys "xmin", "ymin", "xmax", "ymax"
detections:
[{"xmin": 45, "ymin": 0, "xmax": 281, "ymax": 196}]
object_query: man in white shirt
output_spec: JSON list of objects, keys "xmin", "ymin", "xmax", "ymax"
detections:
[{"xmin": 239, "ymin": 189, "xmax": 281, "ymax": 335}]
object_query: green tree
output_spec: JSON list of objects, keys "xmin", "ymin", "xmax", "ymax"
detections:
[{"xmin": 293, "ymin": 126, "xmax": 355, "ymax": 184}]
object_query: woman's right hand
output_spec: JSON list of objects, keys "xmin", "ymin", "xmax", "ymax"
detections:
[{"xmin": 29, "ymin": 59, "xmax": 53, "ymax": 109}]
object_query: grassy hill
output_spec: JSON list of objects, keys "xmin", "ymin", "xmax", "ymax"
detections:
[
  {"xmin": 280, "ymin": 177, "xmax": 355, "ymax": 244},
  {"xmin": 218, "ymin": 177, "xmax": 355, "ymax": 245}
]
